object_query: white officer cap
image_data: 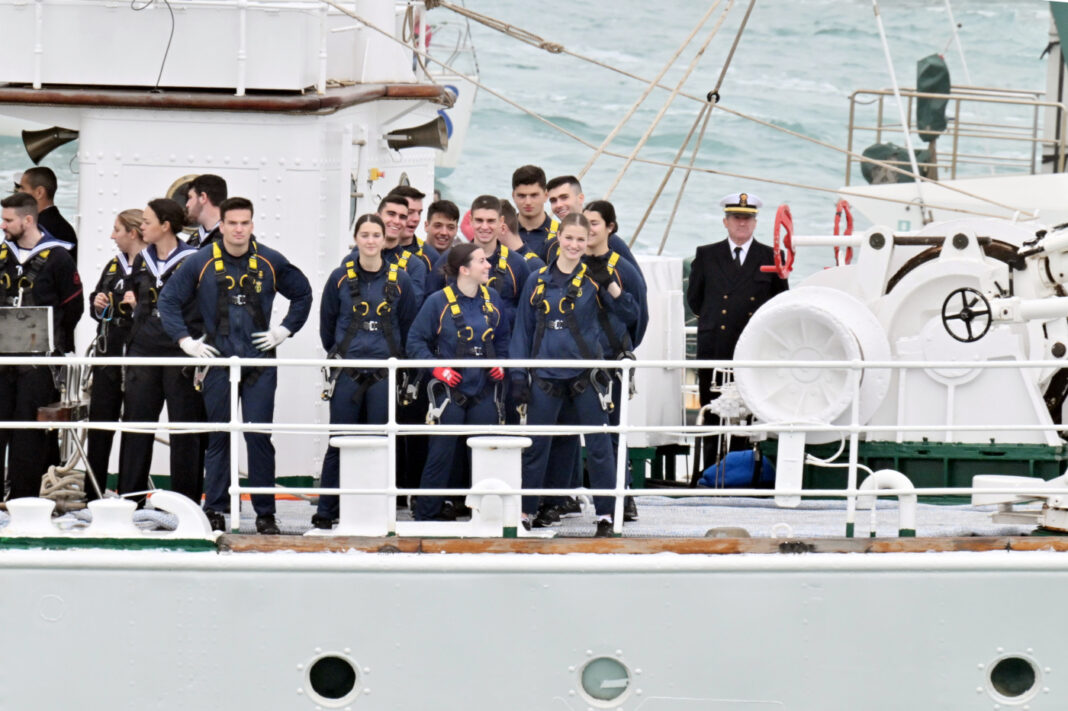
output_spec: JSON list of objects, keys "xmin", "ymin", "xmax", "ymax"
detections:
[{"xmin": 719, "ymin": 192, "xmax": 762, "ymax": 215}]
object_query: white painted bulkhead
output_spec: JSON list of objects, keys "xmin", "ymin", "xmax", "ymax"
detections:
[{"xmin": 29, "ymin": 102, "xmax": 442, "ymax": 478}]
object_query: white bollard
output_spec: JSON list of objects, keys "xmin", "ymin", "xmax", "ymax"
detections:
[
  {"xmin": 3, "ymin": 498, "xmax": 58, "ymax": 537},
  {"xmin": 467, "ymin": 436, "xmax": 531, "ymax": 538},
  {"xmin": 85, "ymin": 499, "xmax": 141, "ymax": 537},
  {"xmin": 319, "ymin": 435, "xmax": 391, "ymax": 537}
]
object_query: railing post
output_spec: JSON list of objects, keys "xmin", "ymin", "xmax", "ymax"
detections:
[
  {"xmin": 317, "ymin": 2, "xmax": 328, "ymax": 95},
  {"xmin": 613, "ymin": 362, "xmax": 632, "ymax": 534},
  {"xmin": 844, "ymin": 360, "xmax": 861, "ymax": 537},
  {"xmin": 229, "ymin": 358, "xmax": 242, "ymax": 533},
  {"xmin": 386, "ymin": 357, "xmax": 398, "ymax": 534},
  {"xmin": 236, "ymin": 0, "xmax": 248, "ymax": 96},
  {"xmin": 33, "ymin": 0, "xmax": 43, "ymax": 89}
]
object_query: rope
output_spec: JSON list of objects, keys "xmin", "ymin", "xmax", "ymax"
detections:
[
  {"xmin": 323, "ymin": 0, "xmax": 1034, "ymax": 223},
  {"xmin": 651, "ymin": 0, "xmax": 758, "ymax": 254},
  {"xmin": 603, "ymin": 1, "xmax": 735, "ymax": 200},
  {"xmin": 40, "ymin": 465, "xmax": 88, "ymax": 512},
  {"xmin": 576, "ymin": 1, "xmax": 723, "ymax": 180}
]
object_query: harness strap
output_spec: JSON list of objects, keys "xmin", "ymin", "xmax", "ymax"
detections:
[
  {"xmin": 443, "ymin": 284, "xmax": 496, "ymax": 359},
  {"xmin": 210, "ymin": 240, "xmax": 268, "ymax": 345},
  {"xmin": 530, "ymin": 264, "xmax": 596, "ymax": 360},
  {"xmin": 591, "ymin": 252, "xmax": 633, "ymax": 358}
]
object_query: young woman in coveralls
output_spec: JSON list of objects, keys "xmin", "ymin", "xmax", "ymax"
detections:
[
  {"xmin": 85, "ymin": 209, "xmax": 144, "ymax": 500},
  {"xmin": 406, "ymin": 242, "xmax": 511, "ymax": 521},
  {"xmin": 312, "ymin": 214, "xmax": 418, "ymax": 529},
  {"xmin": 509, "ymin": 213, "xmax": 639, "ymax": 536}
]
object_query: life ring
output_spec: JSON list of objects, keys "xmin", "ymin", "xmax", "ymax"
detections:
[
  {"xmin": 760, "ymin": 204, "xmax": 795, "ymax": 280},
  {"xmin": 833, "ymin": 199, "xmax": 853, "ymax": 265},
  {"xmin": 459, "ymin": 209, "xmax": 474, "ymax": 241}
]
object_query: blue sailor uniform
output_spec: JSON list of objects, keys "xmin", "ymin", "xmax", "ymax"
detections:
[
  {"xmin": 316, "ymin": 255, "xmax": 417, "ymax": 520},
  {"xmin": 407, "ymin": 284, "xmax": 511, "ymax": 520},
  {"xmin": 509, "ymin": 263, "xmax": 638, "ymax": 518},
  {"xmin": 120, "ymin": 242, "xmax": 204, "ymax": 503},
  {"xmin": 0, "ymin": 232, "xmax": 83, "ymax": 499},
  {"xmin": 158, "ymin": 238, "xmax": 312, "ymax": 517},
  {"xmin": 86, "ymin": 252, "xmax": 135, "ymax": 499}
]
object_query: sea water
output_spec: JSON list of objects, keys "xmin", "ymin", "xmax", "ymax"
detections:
[{"xmin": 0, "ymin": 0, "xmax": 1049, "ymax": 281}]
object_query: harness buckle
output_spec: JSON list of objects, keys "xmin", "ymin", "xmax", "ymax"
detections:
[
  {"xmin": 359, "ymin": 320, "xmax": 381, "ymax": 332},
  {"xmin": 545, "ymin": 319, "xmax": 567, "ymax": 330},
  {"xmin": 426, "ymin": 379, "xmax": 450, "ymax": 424},
  {"xmin": 590, "ymin": 368, "xmax": 615, "ymax": 413},
  {"xmin": 229, "ymin": 293, "xmax": 248, "ymax": 306}
]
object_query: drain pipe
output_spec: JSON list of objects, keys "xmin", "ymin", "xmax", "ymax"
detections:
[{"xmin": 857, "ymin": 469, "xmax": 917, "ymax": 537}]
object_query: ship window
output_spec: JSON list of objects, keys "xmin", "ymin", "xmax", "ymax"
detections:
[
  {"xmin": 306, "ymin": 654, "xmax": 358, "ymax": 706},
  {"xmin": 989, "ymin": 656, "xmax": 1037, "ymax": 699},
  {"xmin": 579, "ymin": 656, "xmax": 631, "ymax": 705}
]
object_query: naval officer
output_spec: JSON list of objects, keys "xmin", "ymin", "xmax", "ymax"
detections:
[{"xmin": 686, "ymin": 192, "xmax": 788, "ymax": 466}]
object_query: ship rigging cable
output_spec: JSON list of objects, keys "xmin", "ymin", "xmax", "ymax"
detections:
[
  {"xmin": 422, "ymin": 0, "xmax": 1038, "ymax": 222},
  {"xmin": 320, "ymin": 0, "xmax": 1032, "ymax": 224},
  {"xmin": 649, "ymin": 0, "xmax": 759, "ymax": 255},
  {"xmin": 576, "ymin": 0, "xmax": 725, "ymax": 181}
]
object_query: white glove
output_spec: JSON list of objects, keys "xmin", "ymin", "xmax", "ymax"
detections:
[
  {"xmin": 251, "ymin": 325, "xmax": 291, "ymax": 352},
  {"xmin": 180, "ymin": 336, "xmax": 221, "ymax": 359}
]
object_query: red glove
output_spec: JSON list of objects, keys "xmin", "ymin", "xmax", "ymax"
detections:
[
  {"xmin": 433, "ymin": 367, "xmax": 462, "ymax": 387},
  {"xmin": 489, "ymin": 366, "xmax": 505, "ymax": 381}
]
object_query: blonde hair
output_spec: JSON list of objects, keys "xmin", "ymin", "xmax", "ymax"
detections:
[{"xmin": 116, "ymin": 208, "xmax": 144, "ymax": 238}]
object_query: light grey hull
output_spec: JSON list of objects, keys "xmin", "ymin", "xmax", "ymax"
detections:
[{"xmin": 1, "ymin": 548, "xmax": 1062, "ymax": 710}]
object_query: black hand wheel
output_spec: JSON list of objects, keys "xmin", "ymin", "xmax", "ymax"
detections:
[{"xmin": 941, "ymin": 287, "xmax": 992, "ymax": 343}]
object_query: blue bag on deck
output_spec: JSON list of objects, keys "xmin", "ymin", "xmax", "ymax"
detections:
[{"xmin": 699, "ymin": 450, "xmax": 776, "ymax": 488}]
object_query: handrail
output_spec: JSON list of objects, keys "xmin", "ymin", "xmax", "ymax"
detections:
[
  {"xmin": 845, "ymin": 86, "xmax": 1068, "ymax": 184},
  {"xmin": 6, "ymin": 353, "xmax": 1068, "ymax": 537}
]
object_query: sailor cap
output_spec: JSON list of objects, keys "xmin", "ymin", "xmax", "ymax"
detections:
[{"xmin": 720, "ymin": 192, "xmax": 762, "ymax": 215}]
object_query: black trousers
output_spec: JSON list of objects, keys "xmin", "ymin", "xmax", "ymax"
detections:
[
  {"xmin": 0, "ymin": 364, "xmax": 60, "ymax": 500},
  {"xmin": 396, "ymin": 375, "xmax": 429, "ymax": 498},
  {"xmin": 86, "ymin": 364, "xmax": 123, "ymax": 501},
  {"xmin": 119, "ymin": 364, "xmax": 204, "ymax": 503}
]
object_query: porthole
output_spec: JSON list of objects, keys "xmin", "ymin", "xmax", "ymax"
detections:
[
  {"xmin": 304, "ymin": 653, "xmax": 360, "ymax": 707},
  {"xmin": 579, "ymin": 656, "xmax": 631, "ymax": 706},
  {"xmin": 985, "ymin": 654, "xmax": 1041, "ymax": 705}
]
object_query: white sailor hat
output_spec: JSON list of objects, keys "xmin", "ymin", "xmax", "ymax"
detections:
[{"xmin": 719, "ymin": 192, "xmax": 762, "ymax": 215}]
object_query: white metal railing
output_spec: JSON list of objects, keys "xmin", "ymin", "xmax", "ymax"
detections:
[{"xmin": 4, "ymin": 354, "xmax": 1068, "ymax": 537}]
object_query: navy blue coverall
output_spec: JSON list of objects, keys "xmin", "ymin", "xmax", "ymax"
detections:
[
  {"xmin": 316, "ymin": 255, "xmax": 417, "ymax": 520},
  {"xmin": 509, "ymin": 263, "xmax": 638, "ymax": 518},
  {"xmin": 158, "ymin": 238, "xmax": 312, "ymax": 517},
  {"xmin": 406, "ymin": 284, "xmax": 511, "ymax": 520}
]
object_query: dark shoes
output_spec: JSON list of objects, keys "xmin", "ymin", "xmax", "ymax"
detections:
[
  {"xmin": 595, "ymin": 518, "xmax": 620, "ymax": 538},
  {"xmin": 204, "ymin": 509, "xmax": 226, "ymax": 532},
  {"xmin": 533, "ymin": 507, "xmax": 559, "ymax": 528},
  {"xmin": 441, "ymin": 500, "xmax": 471, "ymax": 521},
  {"xmin": 311, "ymin": 514, "xmax": 336, "ymax": 530},
  {"xmin": 623, "ymin": 495, "xmax": 639, "ymax": 522},
  {"xmin": 557, "ymin": 497, "xmax": 582, "ymax": 518},
  {"xmin": 255, "ymin": 514, "xmax": 281, "ymax": 535}
]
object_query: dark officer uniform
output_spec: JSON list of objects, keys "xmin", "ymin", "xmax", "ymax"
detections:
[
  {"xmin": 314, "ymin": 254, "xmax": 417, "ymax": 526},
  {"xmin": 119, "ymin": 243, "xmax": 203, "ymax": 503},
  {"xmin": 407, "ymin": 284, "xmax": 511, "ymax": 521},
  {"xmin": 686, "ymin": 192, "xmax": 788, "ymax": 465},
  {"xmin": 510, "ymin": 262, "xmax": 638, "ymax": 528},
  {"xmin": 85, "ymin": 252, "xmax": 135, "ymax": 500},
  {"xmin": 0, "ymin": 231, "xmax": 83, "ymax": 499},
  {"xmin": 158, "ymin": 237, "xmax": 312, "ymax": 523}
]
